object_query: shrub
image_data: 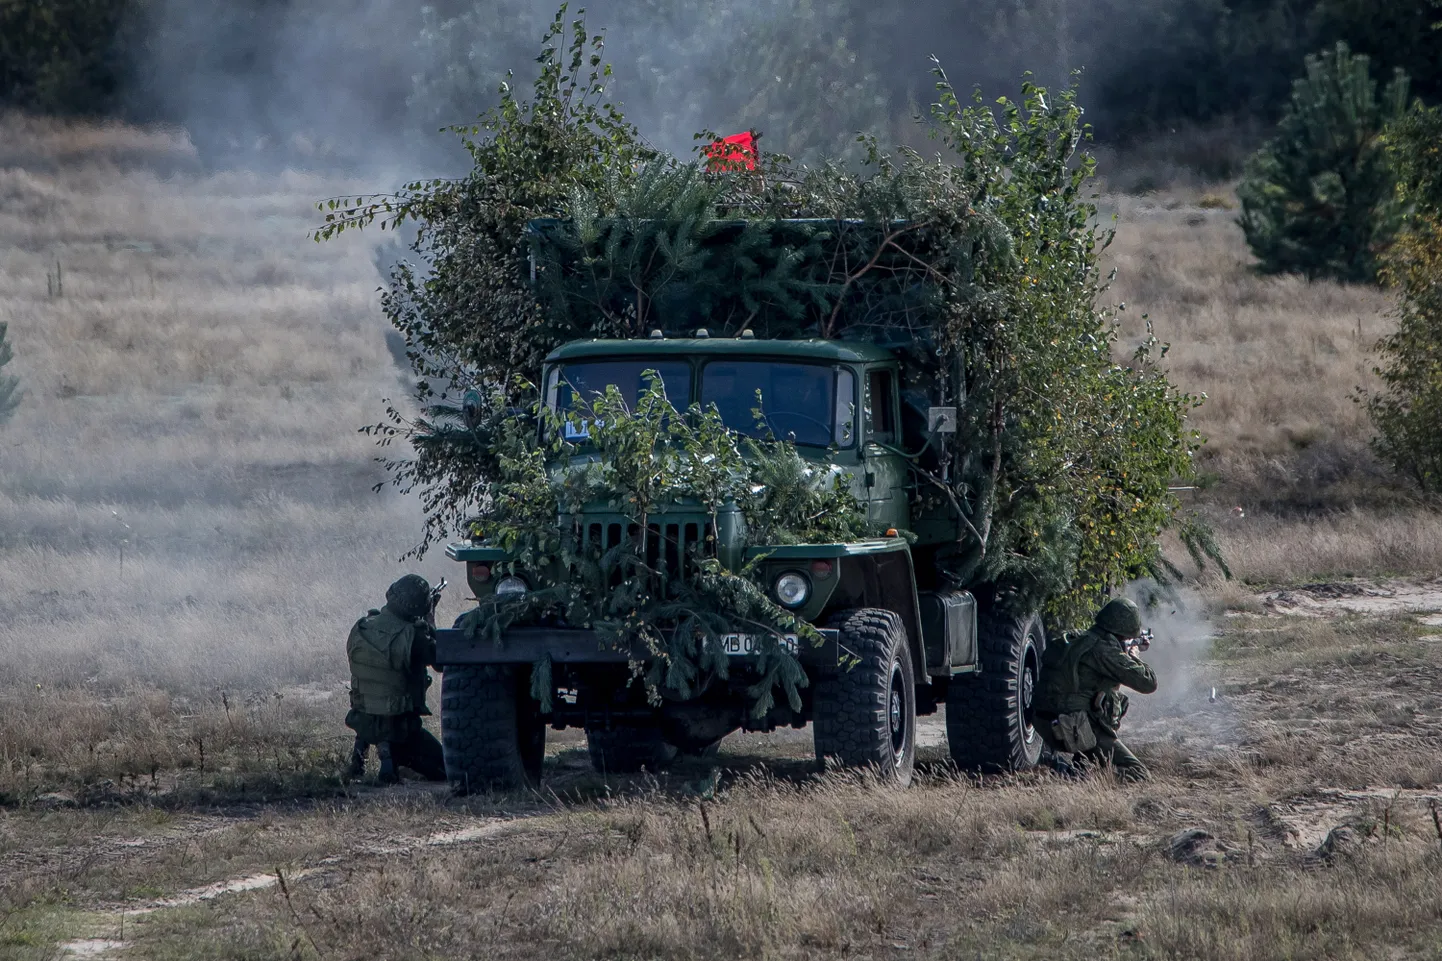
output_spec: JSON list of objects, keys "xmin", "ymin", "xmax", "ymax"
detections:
[
  {"xmin": 1238, "ymin": 42, "xmax": 1410, "ymax": 282},
  {"xmin": 1364, "ymin": 104, "xmax": 1442, "ymax": 488}
]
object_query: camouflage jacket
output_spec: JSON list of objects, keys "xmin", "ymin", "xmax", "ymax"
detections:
[{"xmin": 1036, "ymin": 628, "xmax": 1158, "ymax": 734}]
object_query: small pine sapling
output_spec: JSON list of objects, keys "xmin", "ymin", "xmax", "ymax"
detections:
[{"xmin": 1238, "ymin": 42, "xmax": 1410, "ymax": 282}]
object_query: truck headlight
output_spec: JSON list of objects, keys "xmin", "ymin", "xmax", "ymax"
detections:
[
  {"xmin": 495, "ymin": 575, "xmax": 529, "ymax": 597},
  {"xmin": 774, "ymin": 571, "xmax": 810, "ymax": 608}
]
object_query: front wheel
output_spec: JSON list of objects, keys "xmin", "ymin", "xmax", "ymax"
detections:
[
  {"xmin": 812, "ymin": 609, "xmax": 916, "ymax": 787},
  {"xmin": 945, "ymin": 608, "xmax": 1044, "ymax": 772},
  {"xmin": 441, "ymin": 665, "xmax": 545, "ymax": 793}
]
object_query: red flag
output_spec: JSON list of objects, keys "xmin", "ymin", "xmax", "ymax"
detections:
[{"xmin": 704, "ymin": 131, "xmax": 757, "ymax": 172}]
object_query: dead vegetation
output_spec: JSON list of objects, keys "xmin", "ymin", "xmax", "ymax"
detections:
[
  {"xmin": 7, "ymin": 617, "xmax": 1442, "ymax": 961},
  {"xmin": 3, "ymin": 117, "xmax": 1442, "ymax": 959}
]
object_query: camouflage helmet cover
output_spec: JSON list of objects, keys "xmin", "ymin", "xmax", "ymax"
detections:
[
  {"xmin": 1095, "ymin": 597, "xmax": 1143, "ymax": 638},
  {"xmin": 385, "ymin": 574, "xmax": 432, "ymax": 620}
]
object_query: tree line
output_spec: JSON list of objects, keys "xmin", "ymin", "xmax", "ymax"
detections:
[{"xmin": 2, "ymin": 0, "xmax": 1439, "ymax": 165}]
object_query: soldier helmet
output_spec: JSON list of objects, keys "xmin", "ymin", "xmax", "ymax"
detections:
[
  {"xmin": 1095, "ymin": 597, "xmax": 1142, "ymax": 638},
  {"xmin": 385, "ymin": 574, "xmax": 432, "ymax": 620}
]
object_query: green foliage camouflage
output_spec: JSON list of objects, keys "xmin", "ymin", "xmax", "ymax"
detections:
[
  {"xmin": 1364, "ymin": 104, "xmax": 1442, "ymax": 489},
  {"xmin": 1238, "ymin": 42, "xmax": 1411, "ymax": 283},
  {"xmin": 327, "ymin": 11, "xmax": 1210, "ymax": 652},
  {"xmin": 0, "ymin": 322, "xmax": 19, "ymax": 426},
  {"xmin": 453, "ymin": 377, "xmax": 861, "ymax": 715}
]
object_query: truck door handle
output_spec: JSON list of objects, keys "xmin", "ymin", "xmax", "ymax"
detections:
[{"xmin": 865, "ymin": 471, "xmax": 876, "ymax": 488}]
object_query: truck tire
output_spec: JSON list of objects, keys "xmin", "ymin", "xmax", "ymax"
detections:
[
  {"xmin": 812, "ymin": 609, "xmax": 916, "ymax": 787},
  {"xmin": 585, "ymin": 724, "xmax": 679, "ymax": 774},
  {"xmin": 945, "ymin": 609, "xmax": 1044, "ymax": 772},
  {"xmin": 441, "ymin": 665, "xmax": 545, "ymax": 793}
]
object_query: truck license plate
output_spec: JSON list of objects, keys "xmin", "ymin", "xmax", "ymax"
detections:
[{"xmin": 720, "ymin": 633, "xmax": 799, "ymax": 656}]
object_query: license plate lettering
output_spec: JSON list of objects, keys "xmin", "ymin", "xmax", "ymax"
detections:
[{"xmin": 720, "ymin": 633, "xmax": 799, "ymax": 656}]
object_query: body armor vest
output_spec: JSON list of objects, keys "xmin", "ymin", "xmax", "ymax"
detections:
[
  {"xmin": 347, "ymin": 607, "xmax": 419, "ymax": 715},
  {"xmin": 1035, "ymin": 629, "xmax": 1103, "ymax": 715}
]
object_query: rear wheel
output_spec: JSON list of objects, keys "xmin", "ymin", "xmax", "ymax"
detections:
[
  {"xmin": 945, "ymin": 609, "xmax": 1044, "ymax": 772},
  {"xmin": 441, "ymin": 665, "xmax": 545, "ymax": 793},
  {"xmin": 585, "ymin": 723, "xmax": 679, "ymax": 774},
  {"xmin": 812, "ymin": 609, "xmax": 916, "ymax": 786}
]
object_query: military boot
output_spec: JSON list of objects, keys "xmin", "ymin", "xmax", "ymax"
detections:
[
  {"xmin": 1045, "ymin": 750, "xmax": 1083, "ymax": 780},
  {"xmin": 347, "ymin": 736, "xmax": 368, "ymax": 779},
  {"xmin": 377, "ymin": 741, "xmax": 398, "ymax": 785}
]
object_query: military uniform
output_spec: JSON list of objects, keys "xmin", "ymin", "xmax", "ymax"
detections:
[
  {"xmin": 1034, "ymin": 598, "xmax": 1157, "ymax": 782},
  {"xmin": 345, "ymin": 575, "xmax": 446, "ymax": 783}
]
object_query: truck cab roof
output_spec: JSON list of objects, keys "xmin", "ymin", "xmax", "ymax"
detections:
[{"xmin": 544, "ymin": 337, "xmax": 898, "ymax": 366}]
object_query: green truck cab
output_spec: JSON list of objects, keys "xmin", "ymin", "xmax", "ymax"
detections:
[{"xmin": 432, "ymin": 334, "xmax": 1046, "ymax": 791}]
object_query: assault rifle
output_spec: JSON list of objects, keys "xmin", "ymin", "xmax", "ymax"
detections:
[
  {"xmin": 1123, "ymin": 628, "xmax": 1153, "ymax": 653},
  {"xmin": 425, "ymin": 578, "xmax": 447, "ymax": 627}
]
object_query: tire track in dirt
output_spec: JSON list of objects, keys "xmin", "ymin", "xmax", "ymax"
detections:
[
  {"xmin": 61, "ymin": 816, "xmax": 528, "ymax": 956},
  {"xmin": 122, "ymin": 817, "xmax": 521, "ymax": 916},
  {"xmin": 1, "ymin": 815, "xmax": 252, "ymax": 892}
]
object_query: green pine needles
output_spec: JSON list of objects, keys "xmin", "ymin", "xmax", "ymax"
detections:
[
  {"xmin": 1239, "ymin": 41, "xmax": 1411, "ymax": 283},
  {"xmin": 326, "ymin": 7, "xmax": 1212, "ymax": 639},
  {"xmin": 455, "ymin": 377, "xmax": 864, "ymax": 715}
]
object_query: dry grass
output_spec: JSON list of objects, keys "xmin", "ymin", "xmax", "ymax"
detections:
[
  {"xmin": 4, "ymin": 117, "xmax": 1442, "ymax": 960},
  {"xmin": 0, "ymin": 116, "xmax": 454, "ymax": 805},
  {"xmin": 1106, "ymin": 189, "xmax": 1396, "ymax": 511}
]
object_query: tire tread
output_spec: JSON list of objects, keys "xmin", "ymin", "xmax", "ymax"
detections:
[
  {"xmin": 440, "ymin": 664, "xmax": 542, "ymax": 793},
  {"xmin": 945, "ymin": 609, "xmax": 1044, "ymax": 772},
  {"xmin": 812, "ymin": 608, "xmax": 915, "ymax": 785}
]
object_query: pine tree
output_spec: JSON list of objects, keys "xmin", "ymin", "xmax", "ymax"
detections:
[
  {"xmin": 1238, "ymin": 42, "xmax": 1410, "ymax": 283},
  {"xmin": 0, "ymin": 322, "xmax": 19, "ymax": 425}
]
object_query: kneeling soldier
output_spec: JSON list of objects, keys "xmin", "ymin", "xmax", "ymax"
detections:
[
  {"xmin": 1034, "ymin": 597, "xmax": 1158, "ymax": 782},
  {"xmin": 345, "ymin": 574, "xmax": 446, "ymax": 783}
]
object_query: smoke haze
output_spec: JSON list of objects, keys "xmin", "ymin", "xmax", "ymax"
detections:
[
  {"xmin": 1123, "ymin": 581, "xmax": 1237, "ymax": 748},
  {"xmin": 121, "ymin": 0, "xmax": 1261, "ymax": 175}
]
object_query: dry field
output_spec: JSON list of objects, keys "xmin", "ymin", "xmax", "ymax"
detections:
[{"xmin": 2, "ymin": 116, "xmax": 1441, "ymax": 960}]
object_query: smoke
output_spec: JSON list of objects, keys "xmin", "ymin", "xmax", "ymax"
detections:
[
  {"xmin": 1121, "ymin": 580, "xmax": 1238, "ymax": 748},
  {"xmin": 121, "ymin": 0, "xmax": 1229, "ymax": 177}
]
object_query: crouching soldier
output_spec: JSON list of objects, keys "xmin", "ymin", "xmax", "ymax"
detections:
[
  {"xmin": 345, "ymin": 574, "xmax": 446, "ymax": 783},
  {"xmin": 1034, "ymin": 597, "xmax": 1158, "ymax": 782}
]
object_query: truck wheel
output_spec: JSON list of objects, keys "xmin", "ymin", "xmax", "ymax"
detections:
[
  {"xmin": 945, "ymin": 609, "xmax": 1044, "ymax": 772},
  {"xmin": 441, "ymin": 665, "xmax": 545, "ymax": 793},
  {"xmin": 812, "ymin": 609, "xmax": 916, "ymax": 787},
  {"xmin": 585, "ymin": 724, "xmax": 679, "ymax": 774}
]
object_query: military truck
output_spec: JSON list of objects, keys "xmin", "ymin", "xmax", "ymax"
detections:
[{"xmin": 431, "ymin": 332, "xmax": 1046, "ymax": 791}]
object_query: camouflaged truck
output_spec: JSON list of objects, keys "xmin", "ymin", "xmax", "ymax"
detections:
[{"xmin": 431, "ymin": 333, "xmax": 1047, "ymax": 791}]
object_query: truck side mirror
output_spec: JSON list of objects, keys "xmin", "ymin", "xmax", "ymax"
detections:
[{"xmin": 928, "ymin": 407, "xmax": 957, "ymax": 434}]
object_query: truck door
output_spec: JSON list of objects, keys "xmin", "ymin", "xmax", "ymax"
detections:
[{"xmin": 862, "ymin": 367, "xmax": 909, "ymax": 530}]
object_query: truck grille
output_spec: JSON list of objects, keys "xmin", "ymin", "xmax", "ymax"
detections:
[{"xmin": 575, "ymin": 514, "xmax": 711, "ymax": 594}]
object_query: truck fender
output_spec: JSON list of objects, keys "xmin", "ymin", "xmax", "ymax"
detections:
[{"xmin": 829, "ymin": 551, "xmax": 926, "ymax": 687}]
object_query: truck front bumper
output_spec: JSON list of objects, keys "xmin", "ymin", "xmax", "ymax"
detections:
[{"xmin": 434, "ymin": 626, "xmax": 845, "ymax": 672}]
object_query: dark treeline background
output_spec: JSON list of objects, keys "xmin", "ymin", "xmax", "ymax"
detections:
[{"xmin": 2, "ymin": 0, "xmax": 1439, "ymax": 172}]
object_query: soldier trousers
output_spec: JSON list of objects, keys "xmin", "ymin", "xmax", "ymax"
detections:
[
  {"xmin": 1086, "ymin": 734, "xmax": 1149, "ymax": 782},
  {"xmin": 345, "ymin": 710, "xmax": 446, "ymax": 782},
  {"xmin": 1039, "ymin": 716, "xmax": 1150, "ymax": 782}
]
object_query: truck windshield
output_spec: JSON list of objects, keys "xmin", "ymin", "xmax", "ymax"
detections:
[
  {"xmin": 700, "ymin": 361, "xmax": 849, "ymax": 447},
  {"xmin": 549, "ymin": 360, "xmax": 692, "ymax": 439}
]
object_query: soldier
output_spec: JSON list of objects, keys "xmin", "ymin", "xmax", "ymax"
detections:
[
  {"xmin": 345, "ymin": 574, "xmax": 446, "ymax": 783},
  {"xmin": 1034, "ymin": 597, "xmax": 1158, "ymax": 782}
]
